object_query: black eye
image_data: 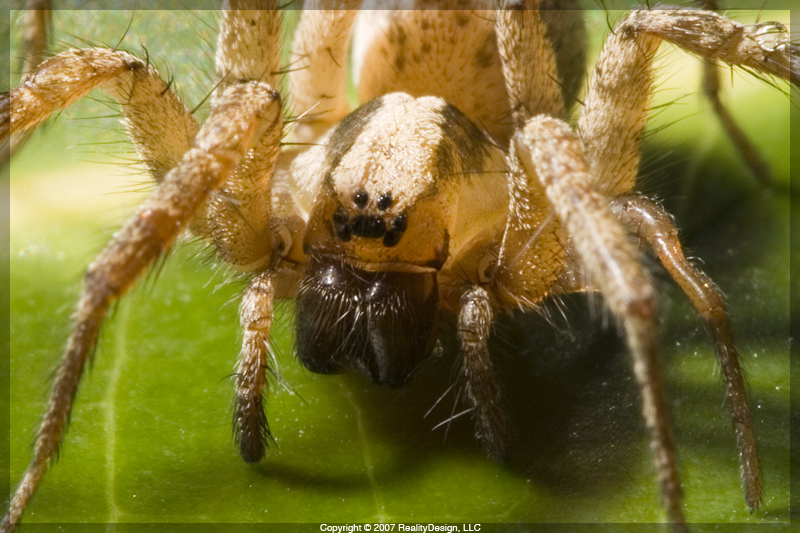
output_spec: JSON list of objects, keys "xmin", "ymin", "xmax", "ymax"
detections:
[
  {"xmin": 332, "ymin": 207, "xmax": 351, "ymax": 242},
  {"xmin": 354, "ymin": 190, "xmax": 369, "ymax": 209},
  {"xmin": 333, "ymin": 207, "xmax": 348, "ymax": 226},
  {"xmin": 377, "ymin": 194, "xmax": 392, "ymax": 211},
  {"xmin": 391, "ymin": 214, "xmax": 407, "ymax": 233},
  {"xmin": 351, "ymin": 215, "xmax": 386, "ymax": 239},
  {"xmin": 383, "ymin": 231, "xmax": 401, "ymax": 247},
  {"xmin": 335, "ymin": 224, "xmax": 351, "ymax": 242}
]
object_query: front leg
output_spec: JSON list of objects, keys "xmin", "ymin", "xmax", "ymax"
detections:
[
  {"xmin": 198, "ymin": 4, "xmax": 285, "ymax": 271},
  {"xmin": 236, "ymin": 271, "xmax": 277, "ymax": 463},
  {"xmin": 457, "ymin": 285, "xmax": 511, "ymax": 461},
  {"xmin": 1, "ymin": 82, "xmax": 281, "ymax": 533},
  {"xmin": 514, "ymin": 115, "xmax": 685, "ymax": 528}
]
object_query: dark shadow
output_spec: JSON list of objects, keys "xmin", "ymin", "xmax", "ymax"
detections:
[{"xmin": 330, "ymin": 294, "xmax": 645, "ymax": 500}]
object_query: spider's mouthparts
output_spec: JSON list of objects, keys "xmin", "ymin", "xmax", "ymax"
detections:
[{"xmin": 296, "ymin": 257, "xmax": 439, "ymax": 388}]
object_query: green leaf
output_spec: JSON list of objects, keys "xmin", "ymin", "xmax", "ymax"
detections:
[{"xmin": 7, "ymin": 8, "xmax": 790, "ymax": 528}]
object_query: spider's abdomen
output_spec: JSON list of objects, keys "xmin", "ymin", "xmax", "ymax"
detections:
[
  {"xmin": 295, "ymin": 258, "xmax": 439, "ymax": 387},
  {"xmin": 353, "ymin": 7, "xmax": 512, "ymax": 144},
  {"xmin": 351, "ymin": 4, "xmax": 586, "ymax": 145}
]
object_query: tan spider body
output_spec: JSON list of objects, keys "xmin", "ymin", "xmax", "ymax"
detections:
[{"xmin": 3, "ymin": 2, "xmax": 794, "ymax": 529}]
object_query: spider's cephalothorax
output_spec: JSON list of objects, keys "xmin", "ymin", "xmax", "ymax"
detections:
[
  {"xmin": 295, "ymin": 93, "xmax": 509, "ymax": 387},
  {"xmin": 3, "ymin": 2, "xmax": 795, "ymax": 530}
]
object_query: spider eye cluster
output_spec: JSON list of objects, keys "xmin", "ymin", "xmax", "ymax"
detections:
[{"xmin": 331, "ymin": 189, "xmax": 408, "ymax": 247}]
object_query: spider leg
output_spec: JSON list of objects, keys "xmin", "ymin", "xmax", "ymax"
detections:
[
  {"xmin": 580, "ymin": 8, "xmax": 794, "ymax": 198},
  {"xmin": 494, "ymin": 137, "xmax": 566, "ymax": 309},
  {"xmin": 197, "ymin": 125, "xmax": 283, "ymax": 270},
  {"xmin": 609, "ymin": 193, "xmax": 761, "ymax": 510},
  {"xmin": 494, "ymin": 0, "xmax": 564, "ymax": 125},
  {"xmin": 577, "ymin": 19, "xmax": 659, "ymax": 197},
  {"xmin": 2, "ymin": 0, "xmax": 50, "ymax": 165},
  {"xmin": 492, "ymin": 0, "xmax": 570, "ymax": 307},
  {"xmin": 698, "ymin": 0, "xmax": 770, "ymax": 183},
  {"xmin": 1, "ymin": 82, "xmax": 281, "ymax": 533},
  {"xmin": 210, "ymin": 5, "xmax": 288, "ymax": 460},
  {"xmin": 514, "ymin": 115, "xmax": 686, "ymax": 528},
  {"xmin": 199, "ymin": 3, "xmax": 284, "ymax": 271},
  {"xmin": 646, "ymin": 5, "xmax": 796, "ymax": 184},
  {"xmin": 624, "ymin": 9, "xmax": 797, "ymax": 86},
  {"xmin": 290, "ymin": 1, "xmax": 362, "ymax": 143},
  {"xmin": 236, "ymin": 271, "xmax": 276, "ymax": 463},
  {"xmin": 215, "ymin": 0, "xmax": 282, "ymax": 95},
  {"xmin": 457, "ymin": 285, "xmax": 511, "ymax": 460},
  {"xmin": 7, "ymin": 47, "xmax": 199, "ymax": 181},
  {"xmin": 437, "ymin": 1, "xmax": 567, "ymax": 456}
]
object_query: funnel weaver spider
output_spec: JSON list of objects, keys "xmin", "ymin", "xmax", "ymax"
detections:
[{"xmin": 4, "ymin": 2, "xmax": 793, "ymax": 529}]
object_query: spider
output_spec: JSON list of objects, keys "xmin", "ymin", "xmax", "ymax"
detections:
[{"xmin": 3, "ymin": 1, "xmax": 793, "ymax": 529}]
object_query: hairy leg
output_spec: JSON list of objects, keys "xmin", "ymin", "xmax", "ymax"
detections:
[
  {"xmin": 216, "ymin": 0, "xmax": 282, "ymax": 95},
  {"xmin": 577, "ymin": 16, "xmax": 658, "ymax": 196},
  {"xmin": 626, "ymin": 9, "xmax": 796, "ymax": 84},
  {"xmin": 580, "ymin": 8, "xmax": 796, "ymax": 197},
  {"xmin": 610, "ymin": 193, "xmax": 760, "ymax": 510},
  {"xmin": 493, "ymin": 0, "xmax": 569, "ymax": 308},
  {"xmin": 7, "ymin": 48, "xmax": 198, "ymax": 181},
  {"xmin": 199, "ymin": 4, "xmax": 285, "ymax": 271},
  {"xmin": 235, "ymin": 271, "xmax": 276, "ymax": 463},
  {"xmin": 457, "ymin": 285, "xmax": 511, "ymax": 460},
  {"xmin": 290, "ymin": 1, "xmax": 362, "ymax": 143},
  {"xmin": 515, "ymin": 115, "xmax": 685, "ymax": 528},
  {"xmin": 1, "ymin": 81, "xmax": 281, "ymax": 533},
  {"xmin": 208, "ymin": 4, "xmax": 288, "ymax": 463},
  {"xmin": 494, "ymin": 0, "xmax": 563, "ymax": 125}
]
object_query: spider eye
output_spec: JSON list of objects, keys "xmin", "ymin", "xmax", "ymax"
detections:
[
  {"xmin": 330, "ymin": 208, "xmax": 409, "ymax": 247},
  {"xmin": 332, "ymin": 207, "xmax": 351, "ymax": 242},
  {"xmin": 377, "ymin": 193, "xmax": 393, "ymax": 211},
  {"xmin": 332, "ymin": 207, "xmax": 348, "ymax": 226},
  {"xmin": 353, "ymin": 190, "xmax": 369, "ymax": 208},
  {"xmin": 382, "ymin": 231, "xmax": 401, "ymax": 248},
  {"xmin": 382, "ymin": 215, "xmax": 407, "ymax": 247},
  {"xmin": 390, "ymin": 214, "xmax": 407, "ymax": 232},
  {"xmin": 351, "ymin": 215, "xmax": 386, "ymax": 239}
]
